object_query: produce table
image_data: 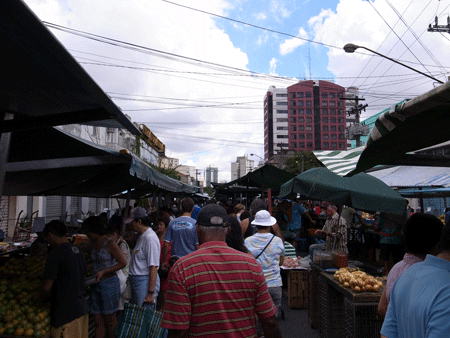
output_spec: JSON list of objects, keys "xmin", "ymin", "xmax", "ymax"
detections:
[{"xmin": 310, "ymin": 263, "xmax": 384, "ymax": 338}]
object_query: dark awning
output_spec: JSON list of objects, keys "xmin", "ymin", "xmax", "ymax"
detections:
[
  {"xmin": 348, "ymin": 81, "xmax": 450, "ymax": 176},
  {"xmin": 220, "ymin": 164, "xmax": 296, "ymax": 191},
  {"xmin": 4, "ymin": 127, "xmax": 199, "ymax": 198},
  {"xmin": 0, "ymin": 0, "xmax": 139, "ymax": 135}
]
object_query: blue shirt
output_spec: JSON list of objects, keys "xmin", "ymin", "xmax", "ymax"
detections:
[
  {"xmin": 191, "ymin": 205, "xmax": 201, "ymax": 220},
  {"xmin": 164, "ymin": 216, "xmax": 199, "ymax": 258},
  {"xmin": 288, "ymin": 203, "xmax": 306, "ymax": 231},
  {"xmin": 381, "ymin": 255, "xmax": 450, "ymax": 338}
]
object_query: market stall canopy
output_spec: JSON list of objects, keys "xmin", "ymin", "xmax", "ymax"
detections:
[
  {"xmin": 0, "ymin": 0, "xmax": 139, "ymax": 135},
  {"xmin": 4, "ymin": 127, "xmax": 199, "ymax": 198},
  {"xmin": 279, "ymin": 167, "xmax": 407, "ymax": 215},
  {"xmin": 347, "ymin": 81, "xmax": 450, "ymax": 176},
  {"xmin": 396, "ymin": 187, "xmax": 450, "ymax": 198},
  {"xmin": 221, "ymin": 164, "xmax": 296, "ymax": 191},
  {"xmin": 313, "ymin": 147, "xmax": 364, "ymax": 176}
]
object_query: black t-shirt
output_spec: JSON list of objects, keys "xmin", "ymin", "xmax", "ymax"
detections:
[{"xmin": 43, "ymin": 242, "xmax": 89, "ymax": 328}]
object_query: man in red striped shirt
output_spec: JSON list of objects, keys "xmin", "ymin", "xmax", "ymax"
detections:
[{"xmin": 162, "ymin": 204, "xmax": 282, "ymax": 338}]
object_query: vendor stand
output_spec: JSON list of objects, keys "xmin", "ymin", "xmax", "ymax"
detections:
[{"xmin": 309, "ymin": 262, "xmax": 384, "ymax": 338}]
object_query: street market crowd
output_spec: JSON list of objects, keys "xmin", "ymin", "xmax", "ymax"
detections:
[{"xmin": 33, "ymin": 197, "xmax": 450, "ymax": 338}]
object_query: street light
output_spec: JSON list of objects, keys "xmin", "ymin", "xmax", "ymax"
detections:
[{"xmin": 343, "ymin": 43, "xmax": 444, "ymax": 84}]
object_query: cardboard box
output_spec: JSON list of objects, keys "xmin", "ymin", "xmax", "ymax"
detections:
[{"xmin": 288, "ymin": 270, "xmax": 309, "ymax": 308}]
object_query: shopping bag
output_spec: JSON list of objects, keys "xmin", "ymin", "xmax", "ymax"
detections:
[{"xmin": 115, "ymin": 302, "xmax": 167, "ymax": 338}]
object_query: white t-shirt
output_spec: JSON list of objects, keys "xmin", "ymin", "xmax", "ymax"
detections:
[{"xmin": 129, "ymin": 228, "xmax": 160, "ymax": 276}]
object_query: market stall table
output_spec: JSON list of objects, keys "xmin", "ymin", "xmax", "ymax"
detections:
[{"xmin": 310, "ymin": 263, "xmax": 384, "ymax": 338}]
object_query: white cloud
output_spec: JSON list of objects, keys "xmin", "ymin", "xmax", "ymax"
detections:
[
  {"xmin": 255, "ymin": 12, "xmax": 267, "ymax": 20},
  {"xmin": 310, "ymin": 0, "xmax": 450, "ymax": 120},
  {"xmin": 257, "ymin": 32, "xmax": 269, "ymax": 45},
  {"xmin": 279, "ymin": 27, "xmax": 308, "ymax": 55},
  {"xmin": 269, "ymin": 0, "xmax": 292, "ymax": 20},
  {"xmin": 270, "ymin": 58, "xmax": 278, "ymax": 75}
]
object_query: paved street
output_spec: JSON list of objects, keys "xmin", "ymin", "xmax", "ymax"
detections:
[{"xmin": 279, "ymin": 293, "xmax": 319, "ymax": 338}]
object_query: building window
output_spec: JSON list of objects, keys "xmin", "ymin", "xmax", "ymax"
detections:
[
  {"xmin": 331, "ymin": 134, "xmax": 337, "ymax": 140},
  {"xmin": 299, "ymin": 142, "xmax": 305, "ymax": 148},
  {"xmin": 290, "ymin": 133, "xmax": 297, "ymax": 140},
  {"xmin": 323, "ymin": 125, "xmax": 328, "ymax": 132},
  {"xmin": 322, "ymin": 92, "xmax": 328, "ymax": 99},
  {"xmin": 338, "ymin": 101, "xmax": 344, "ymax": 107},
  {"xmin": 306, "ymin": 134, "xmax": 313, "ymax": 140},
  {"xmin": 306, "ymin": 125, "xmax": 312, "ymax": 131},
  {"xmin": 276, "ymin": 93, "xmax": 287, "ymax": 97},
  {"xmin": 338, "ymin": 126, "xmax": 345, "ymax": 132},
  {"xmin": 290, "ymin": 101, "xmax": 296, "ymax": 107},
  {"xmin": 330, "ymin": 125, "xmax": 336, "ymax": 131},
  {"xmin": 331, "ymin": 142, "xmax": 337, "ymax": 148},
  {"xmin": 306, "ymin": 100, "xmax": 312, "ymax": 107},
  {"xmin": 298, "ymin": 92, "xmax": 304, "ymax": 98},
  {"xmin": 306, "ymin": 109, "xmax": 312, "ymax": 115},
  {"xmin": 322, "ymin": 109, "xmax": 328, "ymax": 115},
  {"xmin": 290, "ymin": 109, "xmax": 296, "ymax": 115},
  {"xmin": 307, "ymin": 142, "xmax": 313, "ymax": 148},
  {"xmin": 330, "ymin": 117, "xmax": 336, "ymax": 123},
  {"xmin": 323, "ymin": 134, "xmax": 329, "ymax": 140},
  {"xmin": 299, "ymin": 134, "xmax": 305, "ymax": 140},
  {"xmin": 306, "ymin": 117, "xmax": 312, "ymax": 123},
  {"xmin": 329, "ymin": 101, "xmax": 336, "ymax": 107},
  {"xmin": 298, "ymin": 117, "xmax": 304, "ymax": 123},
  {"xmin": 291, "ymin": 142, "xmax": 297, "ymax": 148},
  {"xmin": 298, "ymin": 101, "xmax": 304, "ymax": 107},
  {"xmin": 298, "ymin": 109, "xmax": 304, "ymax": 115},
  {"xmin": 277, "ymin": 101, "xmax": 287, "ymax": 105},
  {"xmin": 277, "ymin": 110, "xmax": 288, "ymax": 114},
  {"xmin": 339, "ymin": 133, "xmax": 345, "ymax": 139},
  {"xmin": 305, "ymin": 92, "xmax": 312, "ymax": 98},
  {"xmin": 289, "ymin": 92, "xmax": 296, "ymax": 99},
  {"xmin": 323, "ymin": 142, "xmax": 329, "ymax": 148},
  {"xmin": 330, "ymin": 109, "xmax": 336, "ymax": 115},
  {"xmin": 290, "ymin": 117, "xmax": 296, "ymax": 123},
  {"xmin": 277, "ymin": 126, "xmax": 288, "ymax": 130},
  {"xmin": 322, "ymin": 101, "xmax": 328, "ymax": 107},
  {"xmin": 276, "ymin": 118, "xmax": 288, "ymax": 122},
  {"xmin": 290, "ymin": 125, "xmax": 297, "ymax": 131},
  {"xmin": 277, "ymin": 135, "xmax": 288, "ymax": 138},
  {"xmin": 329, "ymin": 93, "xmax": 336, "ymax": 99},
  {"xmin": 338, "ymin": 118, "xmax": 344, "ymax": 123},
  {"xmin": 322, "ymin": 117, "xmax": 328, "ymax": 123},
  {"xmin": 298, "ymin": 125, "xmax": 305, "ymax": 131},
  {"xmin": 339, "ymin": 142, "xmax": 345, "ymax": 148},
  {"xmin": 338, "ymin": 109, "xmax": 344, "ymax": 115},
  {"xmin": 338, "ymin": 92, "xmax": 344, "ymax": 98}
]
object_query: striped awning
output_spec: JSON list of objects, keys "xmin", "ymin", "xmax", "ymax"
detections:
[{"xmin": 313, "ymin": 147, "xmax": 364, "ymax": 176}]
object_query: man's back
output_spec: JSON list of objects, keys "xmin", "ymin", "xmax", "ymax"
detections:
[
  {"xmin": 162, "ymin": 241, "xmax": 276, "ymax": 337},
  {"xmin": 381, "ymin": 255, "xmax": 450, "ymax": 338},
  {"xmin": 164, "ymin": 216, "xmax": 198, "ymax": 257},
  {"xmin": 43, "ymin": 242, "xmax": 89, "ymax": 328}
]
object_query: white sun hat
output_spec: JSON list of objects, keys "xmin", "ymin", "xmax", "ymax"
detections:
[{"xmin": 251, "ymin": 210, "xmax": 277, "ymax": 227}]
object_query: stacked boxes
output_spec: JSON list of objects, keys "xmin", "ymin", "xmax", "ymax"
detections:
[{"xmin": 287, "ymin": 270, "xmax": 309, "ymax": 309}]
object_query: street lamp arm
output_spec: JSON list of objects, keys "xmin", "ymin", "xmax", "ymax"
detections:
[{"xmin": 343, "ymin": 43, "xmax": 444, "ymax": 84}]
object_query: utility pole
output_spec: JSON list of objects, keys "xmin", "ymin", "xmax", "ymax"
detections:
[
  {"xmin": 341, "ymin": 95, "xmax": 368, "ymax": 147},
  {"xmin": 428, "ymin": 16, "xmax": 450, "ymax": 34},
  {"xmin": 195, "ymin": 169, "xmax": 202, "ymax": 187}
]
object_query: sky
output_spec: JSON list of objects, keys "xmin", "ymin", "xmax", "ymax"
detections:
[{"xmin": 24, "ymin": 0, "xmax": 450, "ymax": 182}]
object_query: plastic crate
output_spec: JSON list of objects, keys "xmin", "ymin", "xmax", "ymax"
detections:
[
  {"xmin": 344, "ymin": 297, "xmax": 383, "ymax": 338},
  {"xmin": 308, "ymin": 268, "xmax": 320, "ymax": 329},
  {"xmin": 288, "ymin": 270, "xmax": 308, "ymax": 309},
  {"xmin": 318, "ymin": 274, "xmax": 345, "ymax": 338}
]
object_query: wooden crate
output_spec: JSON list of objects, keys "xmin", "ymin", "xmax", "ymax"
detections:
[{"xmin": 288, "ymin": 270, "xmax": 309, "ymax": 308}]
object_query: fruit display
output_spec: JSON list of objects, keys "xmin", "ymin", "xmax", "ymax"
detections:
[
  {"xmin": 282, "ymin": 257, "xmax": 302, "ymax": 269},
  {"xmin": 0, "ymin": 256, "xmax": 51, "ymax": 337},
  {"xmin": 334, "ymin": 267, "xmax": 384, "ymax": 293}
]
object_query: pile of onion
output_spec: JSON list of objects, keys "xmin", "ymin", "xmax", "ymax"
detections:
[
  {"xmin": 334, "ymin": 268, "xmax": 383, "ymax": 293},
  {"xmin": 282, "ymin": 257, "xmax": 301, "ymax": 268}
]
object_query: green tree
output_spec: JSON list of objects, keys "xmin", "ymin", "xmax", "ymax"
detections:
[
  {"xmin": 203, "ymin": 186, "xmax": 214, "ymax": 197},
  {"xmin": 284, "ymin": 151, "xmax": 324, "ymax": 175}
]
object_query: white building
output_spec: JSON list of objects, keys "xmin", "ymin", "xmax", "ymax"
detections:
[
  {"xmin": 231, "ymin": 156, "xmax": 254, "ymax": 181},
  {"xmin": 264, "ymin": 86, "xmax": 288, "ymax": 161},
  {"xmin": 205, "ymin": 167, "xmax": 219, "ymax": 187},
  {"xmin": 160, "ymin": 156, "xmax": 179, "ymax": 169}
]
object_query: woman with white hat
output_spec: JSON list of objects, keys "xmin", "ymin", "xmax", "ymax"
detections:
[{"xmin": 244, "ymin": 210, "xmax": 285, "ymax": 319}]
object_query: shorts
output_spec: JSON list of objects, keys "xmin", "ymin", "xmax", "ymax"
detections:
[
  {"xmin": 380, "ymin": 244, "xmax": 404, "ymax": 262},
  {"xmin": 90, "ymin": 274, "xmax": 120, "ymax": 315},
  {"xmin": 51, "ymin": 313, "xmax": 89, "ymax": 338},
  {"xmin": 129, "ymin": 274, "xmax": 160, "ymax": 310}
]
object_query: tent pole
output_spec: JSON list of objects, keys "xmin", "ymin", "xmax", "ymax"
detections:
[
  {"xmin": 419, "ymin": 188, "xmax": 424, "ymax": 214},
  {"xmin": 0, "ymin": 113, "xmax": 13, "ymax": 199}
]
